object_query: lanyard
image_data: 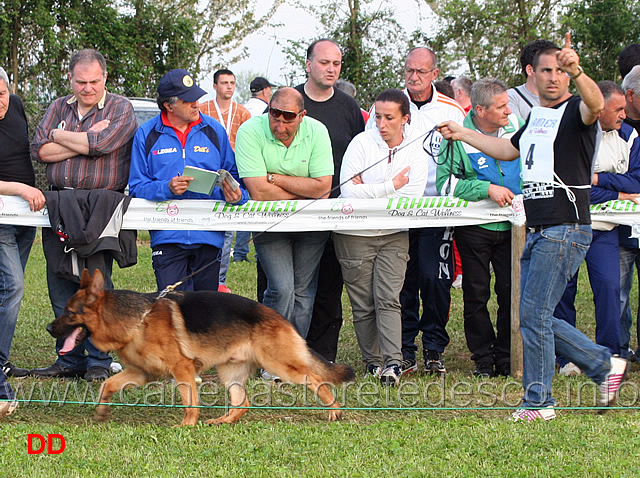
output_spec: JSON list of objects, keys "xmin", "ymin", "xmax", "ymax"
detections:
[{"xmin": 213, "ymin": 99, "xmax": 233, "ymax": 133}]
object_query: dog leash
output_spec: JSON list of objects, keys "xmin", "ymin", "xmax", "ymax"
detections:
[{"xmin": 156, "ymin": 124, "xmax": 450, "ymax": 299}]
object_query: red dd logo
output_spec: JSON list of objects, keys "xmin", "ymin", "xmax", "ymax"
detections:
[{"xmin": 27, "ymin": 434, "xmax": 66, "ymax": 454}]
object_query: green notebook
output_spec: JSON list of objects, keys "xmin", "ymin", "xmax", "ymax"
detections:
[
  {"xmin": 182, "ymin": 166, "xmax": 239, "ymax": 195},
  {"xmin": 183, "ymin": 166, "xmax": 220, "ymax": 195}
]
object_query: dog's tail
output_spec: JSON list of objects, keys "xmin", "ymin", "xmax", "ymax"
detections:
[{"xmin": 309, "ymin": 349, "xmax": 356, "ymax": 384}]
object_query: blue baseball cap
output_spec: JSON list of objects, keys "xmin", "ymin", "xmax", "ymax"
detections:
[{"xmin": 157, "ymin": 69, "xmax": 206, "ymax": 102}]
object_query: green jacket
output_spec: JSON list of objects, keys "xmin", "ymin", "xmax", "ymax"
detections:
[{"xmin": 435, "ymin": 111, "xmax": 524, "ymax": 231}]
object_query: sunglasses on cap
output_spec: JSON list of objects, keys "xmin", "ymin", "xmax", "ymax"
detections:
[{"xmin": 269, "ymin": 107, "xmax": 302, "ymax": 121}]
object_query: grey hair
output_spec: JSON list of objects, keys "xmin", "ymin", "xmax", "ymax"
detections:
[
  {"xmin": 622, "ymin": 65, "xmax": 640, "ymax": 96},
  {"xmin": 405, "ymin": 47, "xmax": 438, "ymax": 69},
  {"xmin": 335, "ymin": 79, "xmax": 356, "ymax": 98},
  {"xmin": 452, "ymin": 77, "xmax": 472, "ymax": 96},
  {"xmin": 157, "ymin": 96, "xmax": 179, "ymax": 113},
  {"xmin": 69, "ymin": 49, "xmax": 107, "ymax": 76},
  {"xmin": 471, "ymin": 78, "xmax": 508, "ymax": 110},
  {"xmin": 598, "ymin": 80, "xmax": 625, "ymax": 101},
  {"xmin": 0, "ymin": 67, "xmax": 9, "ymax": 87}
]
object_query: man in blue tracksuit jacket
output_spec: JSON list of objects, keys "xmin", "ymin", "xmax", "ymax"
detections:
[{"xmin": 129, "ymin": 69, "xmax": 249, "ymax": 291}]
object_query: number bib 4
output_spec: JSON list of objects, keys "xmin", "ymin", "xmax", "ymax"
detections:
[{"xmin": 519, "ymin": 104, "xmax": 567, "ymax": 200}]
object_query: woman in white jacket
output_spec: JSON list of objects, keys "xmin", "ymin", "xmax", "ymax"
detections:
[{"xmin": 334, "ymin": 88, "xmax": 429, "ymax": 386}]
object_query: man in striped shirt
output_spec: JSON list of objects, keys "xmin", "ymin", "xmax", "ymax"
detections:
[{"xmin": 30, "ymin": 49, "xmax": 137, "ymax": 382}]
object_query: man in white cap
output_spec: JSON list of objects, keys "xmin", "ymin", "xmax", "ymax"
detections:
[{"xmin": 245, "ymin": 77, "xmax": 274, "ymax": 117}]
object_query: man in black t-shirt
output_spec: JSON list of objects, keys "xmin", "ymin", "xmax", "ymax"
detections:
[
  {"xmin": 0, "ymin": 67, "xmax": 46, "ymax": 380},
  {"xmin": 439, "ymin": 33, "xmax": 627, "ymax": 421},
  {"xmin": 294, "ymin": 39, "xmax": 365, "ymax": 362}
]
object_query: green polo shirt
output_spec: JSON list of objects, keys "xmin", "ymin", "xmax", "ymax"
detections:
[{"xmin": 235, "ymin": 113, "xmax": 334, "ymax": 179}]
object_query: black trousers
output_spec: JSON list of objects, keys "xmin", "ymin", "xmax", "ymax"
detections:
[
  {"xmin": 455, "ymin": 225, "xmax": 512, "ymax": 366},
  {"xmin": 400, "ymin": 227, "xmax": 454, "ymax": 359},
  {"xmin": 306, "ymin": 235, "xmax": 344, "ymax": 361}
]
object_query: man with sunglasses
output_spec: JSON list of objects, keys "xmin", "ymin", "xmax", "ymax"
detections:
[
  {"xmin": 295, "ymin": 39, "xmax": 365, "ymax": 362},
  {"xmin": 235, "ymin": 87, "xmax": 333, "ymax": 339}
]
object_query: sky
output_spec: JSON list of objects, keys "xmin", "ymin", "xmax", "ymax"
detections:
[{"xmin": 198, "ymin": 0, "xmax": 437, "ymax": 101}]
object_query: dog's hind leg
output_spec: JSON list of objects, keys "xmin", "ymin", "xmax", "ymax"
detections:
[
  {"xmin": 170, "ymin": 360, "xmax": 200, "ymax": 427},
  {"xmin": 205, "ymin": 363, "xmax": 253, "ymax": 425},
  {"xmin": 304, "ymin": 373, "xmax": 343, "ymax": 422},
  {"xmin": 96, "ymin": 369, "xmax": 147, "ymax": 422},
  {"xmin": 259, "ymin": 336, "xmax": 344, "ymax": 422}
]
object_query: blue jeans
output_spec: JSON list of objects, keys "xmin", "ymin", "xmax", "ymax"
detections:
[
  {"xmin": 219, "ymin": 231, "xmax": 233, "ymax": 285},
  {"xmin": 620, "ymin": 246, "xmax": 640, "ymax": 358},
  {"xmin": 0, "ymin": 369, "xmax": 13, "ymax": 400},
  {"xmin": 0, "ymin": 225, "xmax": 35, "ymax": 365},
  {"xmin": 234, "ymin": 231, "xmax": 251, "ymax": 261},
  {"xmin": 253, "ymin": 231, "xmax": 329, "ymax": 337},
  {"xmin": 47, "ymin": 267, "xmax": 112, "ymax": 371},
  {"xmin": 520, "ymin": 224, "xmax": 611, "ymax": 407}
]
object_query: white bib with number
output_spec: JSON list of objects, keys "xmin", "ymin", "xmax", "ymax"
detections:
[{"xmin": 519, "ymin": 104, "xmax": 567, "ymax": 199}]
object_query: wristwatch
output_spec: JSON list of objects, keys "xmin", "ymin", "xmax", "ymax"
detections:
[{"xmin": 268, "ymin": 173, "xmax": 275, "ymax": 184}]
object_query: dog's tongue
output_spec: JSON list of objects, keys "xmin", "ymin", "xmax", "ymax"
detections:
[{"xmin": 59, "ymin": 327, "xmax": 83, "ymax": 355}]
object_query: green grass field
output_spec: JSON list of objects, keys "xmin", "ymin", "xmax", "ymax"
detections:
[{"xmin": 2, "ymin": 230, "xmax": 640, "ymax": 477}]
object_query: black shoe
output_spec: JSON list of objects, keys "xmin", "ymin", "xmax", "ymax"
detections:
[
  {"xmin": 400, "ymin": 358, "xmax": 418, "ymax": 376},
  {"xmin": 2, "ymin": 361, "xmax": 29, "ymax": 378},
  {"xmin": 84, "ymin": 366, "xmax": 110, "ymax": 382},
  {"xmin": 424, "ymin": 350, "xmax": 446, "ymax": 374},
  {"xmin": 30, "ymin": 363, "xmax": 86, "ymax": 379},
  {"xmin": 473, "ymin": 361, "xmax": 494, "ymax": 378},
  {"xmin": 495, "ymin": 361, "xmax": 510, "ymax": 377}
]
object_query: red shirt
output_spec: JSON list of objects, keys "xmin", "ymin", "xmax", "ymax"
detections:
[{"xmin": 161, "ymin": 111, "xmax": 202, "ymax": 147}]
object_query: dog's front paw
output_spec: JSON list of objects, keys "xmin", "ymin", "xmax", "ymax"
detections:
[{"xmin": 327, "ymin": 409, "xmax": 342, "ymax": 422}]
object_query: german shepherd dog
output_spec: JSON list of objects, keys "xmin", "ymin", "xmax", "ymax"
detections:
[{"xmin": 47, "ymin": 269, "xmax": 355, "ymax": 426}]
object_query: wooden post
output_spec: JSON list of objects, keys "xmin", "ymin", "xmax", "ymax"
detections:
[{"xmin": 510, "ymin": 224, "xmax": 526, "ymax": 378}]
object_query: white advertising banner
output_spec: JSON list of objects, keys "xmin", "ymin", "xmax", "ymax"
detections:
[{"xmin": 0, "ymin": 194, "xmax": 638, "ymax": 231}]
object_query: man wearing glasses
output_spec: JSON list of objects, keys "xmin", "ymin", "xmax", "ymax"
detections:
[
  {"xmin": 235, "ymin": 87, "xmax": 333, "ymax": 339},
  {"xmin": 367, "ymin": 47, "xmax": 466, "ymax": 376}
]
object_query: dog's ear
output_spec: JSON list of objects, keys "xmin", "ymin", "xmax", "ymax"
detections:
[
  {"xmin": 80, "ymin": 269, "xmax": 92, "ymax": 288},
  {"xmin": 86, "ymin": 269, "xmax": 105, "ymax": 301}
]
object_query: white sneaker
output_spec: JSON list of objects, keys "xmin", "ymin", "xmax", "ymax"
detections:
[
  {"xmin": 452, "ymin": 274, "xmax": 463, "ymax": 289},
  {"xmin": 380, "ymin": 364, "xmax": 401, "ymax": 387},
  {"xmin": 110, "ymin": 361, "xmax": 123, "ymax": 374},
  {"xmin": 599, "ymin": 356, "xmax": 628, "ymax": 410},
  {"xmin": 0, "ymin": 400, "xmax": 18, "ymax": 418},
  {"xmin": 558, "ymin": 362, "xmax": 582, "ymax": 376},
  {"xmin": 509, "ymin": 406, "xmax": 556, "ymax": 422}
]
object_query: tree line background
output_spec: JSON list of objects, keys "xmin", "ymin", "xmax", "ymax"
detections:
[{"xmin": 1, "ymin": 0, "xmax": 639, "ymax": 122}]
